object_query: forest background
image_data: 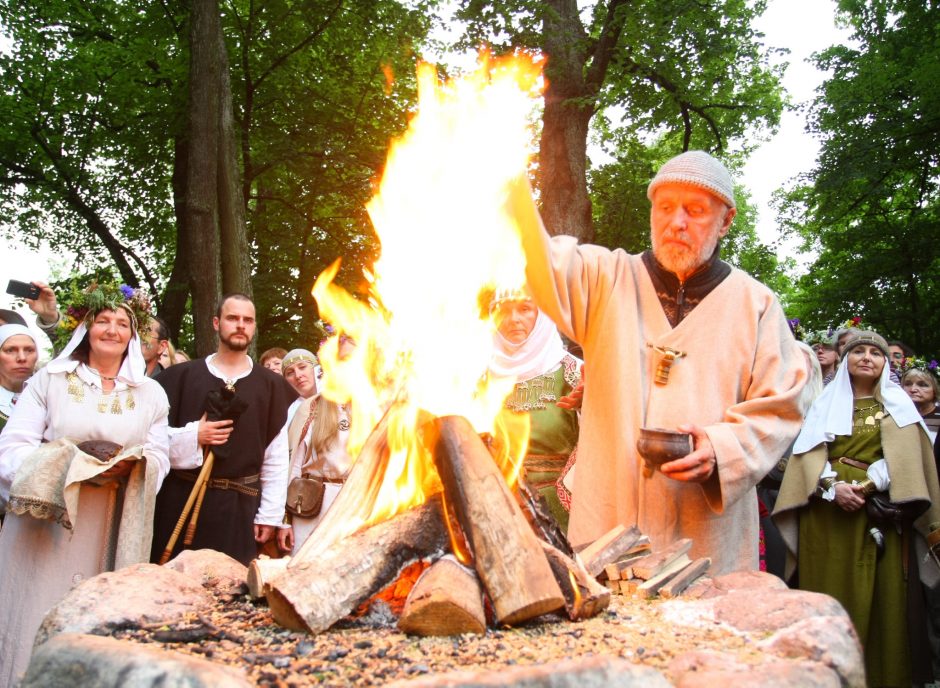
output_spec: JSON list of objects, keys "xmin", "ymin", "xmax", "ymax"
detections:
[{"xmin": 0, "ymin": 0, "xmax": 937, "ymax": 356}]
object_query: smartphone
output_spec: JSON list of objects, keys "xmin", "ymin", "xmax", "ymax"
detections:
[{"xmin": 6, "ymin": 280, "xmax": 41, "ymax": 300}]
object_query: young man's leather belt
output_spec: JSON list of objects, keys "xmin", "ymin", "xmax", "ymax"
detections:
[
  {"xmin": 174, "ymin": 470, "xmax": 261, "ymax": 497},
  {"xmin": 835, "ymin": 456, "xmax": 871, "ymax": 472}
]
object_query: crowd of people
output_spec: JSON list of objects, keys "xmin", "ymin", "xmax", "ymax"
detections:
[{"xmin": 0, "ymin": 150, "xmax": 937, "ymax": 687}]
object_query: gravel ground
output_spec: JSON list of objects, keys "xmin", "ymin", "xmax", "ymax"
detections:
[{"xmin": 113, "ymin": 585, "xmax": 767, "ymax": 686}]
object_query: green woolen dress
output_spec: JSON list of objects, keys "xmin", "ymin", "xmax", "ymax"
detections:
[
  {"xmin": 505, "ymin": 359, "xmax": 580, "ymax": 533},
  {"xmin": 798, "ymin": 399, "xmax": 911, "ymax": 687}
]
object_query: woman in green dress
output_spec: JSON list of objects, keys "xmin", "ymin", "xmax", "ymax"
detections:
[
  {"xmin": 774, "ymin": 331, "xmax": 940, "ymax": 687},
  {"xmin": 489, "ymin": 290, "xmax": 581, "ymax": 533}
]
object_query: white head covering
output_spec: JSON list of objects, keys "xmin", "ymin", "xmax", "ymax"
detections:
[
  {"xmin": 489, "ymin": 309, "xmax": 569, "ymax": 383},
  {"xmin": 45, "ymin": 306, "xmax": 147, "ymax": 385},
  {"xmin": 793, "ymin": 345, "xmax": 925, "ymax": 454},
  {"xmin": 0, "ymin": 324, "xmax": 36, "ymax": 348}
]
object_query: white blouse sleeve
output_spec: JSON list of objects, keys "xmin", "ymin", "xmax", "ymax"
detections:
[
  {"xmin": 255, "ymin": 418, "xmax": 289, "ymax": 526},
  {"xmin": 0, "ymin": 369, "xmax": 51, "ymax": 507},
  {"xmin": 167, "ymin": 421, "xmax": 204, "ymax": 469}
]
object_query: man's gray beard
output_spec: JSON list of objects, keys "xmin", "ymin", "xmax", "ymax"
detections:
[{"xmin": 653, "ymin": 235, "xmax": 718, "ymax": 278}]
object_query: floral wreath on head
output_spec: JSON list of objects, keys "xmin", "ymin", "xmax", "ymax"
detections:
[
  {"xmin": 804, "ymin": 327, "xmax": 837, "ymax": 348},
  {"xmin": 55, "ymin": 281, "xmax": 154, "ymax": 351},
  {"xmin": 900, "ymin": 355, "xmax": 940, "ymax": 381},
  {"xmin": 838, "ymin": 315, "xmax": 874, "ymax": 332},
  {"xmin": 786, "ymin": 317, "xmax": 806, "ymax": 342}
]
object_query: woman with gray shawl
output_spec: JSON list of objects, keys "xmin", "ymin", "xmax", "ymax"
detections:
[{"xmin": 0, "ymin": 283, "xmax": 169, "ymax": 685}]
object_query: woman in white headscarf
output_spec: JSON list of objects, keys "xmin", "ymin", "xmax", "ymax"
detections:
[
  {"xmin": 0, "ymin": 284, "xmax": 170, "ymax": 685},
  {"xmin": 489, "ymin": 290, "xmax": 581, "ymax": 533},
  {"xmin": 774, "ymin": 331, "xmax": 940, "ymax": 687},
  {"xmin": 0, "ymin": 324, "xmax": 39, "ymax": 435}
]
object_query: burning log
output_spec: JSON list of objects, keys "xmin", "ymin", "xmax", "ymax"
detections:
[
  {"xmin": 429, "ymin": 416, "xmax": 565, "ymax": 625},
  {"xmin": 266, "ymin": 497, "xmax": 448, "ymax": 633},
  {"xmin": 398, "ymin": 556, "xmax": 486, "ymax": 636},
  {"xmin": 540, "ymin": 541, "xmax": 610, "ymax": 621}
]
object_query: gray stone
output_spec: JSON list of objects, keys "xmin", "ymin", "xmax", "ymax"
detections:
[
  {"xmin": 163, "ymin": 548, "xmax": 248, "ymax": 593},
  {"xmin": 387, "ymin": 656, "xmax": 671, "ymax": 687},
  {"xmin": 669, "ymin": 650, "xmax": 842, "ymax": 687},
  {"xmin": 35, "ymin": 563, "xmax": 213, "ymax": 647},
  {"xmin": 760, "ymin": 615, "xmax": 865, "ymax": 688},
  {"xmin": 22, "ymin": 633, "xmax": 252, "ymax": 687}
]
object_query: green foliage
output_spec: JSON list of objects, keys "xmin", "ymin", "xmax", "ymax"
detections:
[
  {"xmin": 0, "ymin": 1, "xmax": 185, "ymax": 290},
  {"xmin": 0, "ymin": 0, "xmax": 433, "ymax": 353},
  {"xmin": 778, "ymin": 0, "xmax": 940, "ymax": 353}
]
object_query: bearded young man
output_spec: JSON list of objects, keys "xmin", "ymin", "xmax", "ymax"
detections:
[
  {"xmin": 150, "ymin": 293, "xmax": 297, "ymax": 565},
  {"xmin": 509, "ymin": 151, "xmax": 807, "ymax": 575}
]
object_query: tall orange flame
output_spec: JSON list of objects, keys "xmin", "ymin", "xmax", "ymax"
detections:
[{"xmin": 311, "ymin": 51, "xmax": 544, "ymax": 542}]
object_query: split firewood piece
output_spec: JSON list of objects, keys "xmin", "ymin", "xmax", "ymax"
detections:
[
  {"xmin": 625, "ymin": 535, "xmax": 651, "ymax": 555},
  {"xmin": 398, "ymin": 556, "xmax": 486, "ymax": 636},
  {"xmin": 629, "ymin": 538, "xmax": 693, "ymax": 580},
  {"xmin": 577, "ymin": 524, "xmax": 644, "ymax": 578},
  {"xmin": 618, "ymin": 579, "xmax": 639, "ymax": 595},
  {"xmin": 659, "ymin": 558, "xmax": 712, "ymax": 599},
  {"xmin": 605, "ymin": 550, "xmax": 651, "ymax": 582},
  {"xmin": 636, "ymin": 554, "xmax": 691, "ymax": 599},
  {"xmin": 539, "ymin": 541, "xmax": 610, "ymax": 621},
  {"xmin": 247, "ymin": 555, "xmax": 290, "ymax": 599},
  {"xmin": 291, "ymin": 411, "xmax": 394, "ymax": 563},
  {"xmin": 429, "ymin": 416, "xmax": 565, "ymax": 626},
  {"xmin": 266, "ymin": 497, "xmax": 449, "ymax": 633}
]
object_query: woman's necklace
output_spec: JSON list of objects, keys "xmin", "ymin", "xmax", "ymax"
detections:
[{"xmin": 854, "ymin": 398, "xmax": 884, "ymax": 426}]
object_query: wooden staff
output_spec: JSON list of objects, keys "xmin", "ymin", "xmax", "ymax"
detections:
[
  {"xmin": 183, "ymin": 450, "xmax": 215, "ymax": 545},
  {"xmin": 157, "ymin": 447, "xmax": 214, "ymax": 565}
]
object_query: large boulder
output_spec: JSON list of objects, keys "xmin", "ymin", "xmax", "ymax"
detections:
[
  {"xmin": 35, "ymin": 563, "xmax": 213, "ymax": 647},
  {"xmin": 163, "ymin": 548, "xmax": 248, "ymax": 595},
  {"xmin": 388, "ymin": 656, "xmax": 671, "ymax": 687},
  {"xmin": 22, "ymin": 634, "xmax": 251, "ymax": 688}
]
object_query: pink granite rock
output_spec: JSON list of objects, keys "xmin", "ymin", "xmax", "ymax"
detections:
[
  {"xmin": 163, "ymin": 548, "xmax": 248, "ymax": 594},
  {"xmin": 669, "ymin": 650, "xmax": 841, "ymax": 687},
  {"xmin": 761, "ymin": 614, "xmax": 865, "ymax": 688},
  {"xmin": 35, "ymin": 563, "xmax": 212, "ymax": 647}
]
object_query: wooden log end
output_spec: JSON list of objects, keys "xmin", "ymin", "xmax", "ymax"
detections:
[
  {"xmin": 398, "ymin": 558, "xmax": 486, "ymax": 636},
  {"xmin": 266, "ymin": 585, "xmax": 311, "ymax": 633}
]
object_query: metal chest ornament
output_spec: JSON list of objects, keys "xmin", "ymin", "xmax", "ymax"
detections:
[{"xmin": 648, "ymin": 344, "xmax": 687, "ymax": 385}]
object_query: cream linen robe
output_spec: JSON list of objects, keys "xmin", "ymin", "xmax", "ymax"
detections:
[{"xmin": 520, "ymin": 230, "xmax": 806, "ymax": 574}]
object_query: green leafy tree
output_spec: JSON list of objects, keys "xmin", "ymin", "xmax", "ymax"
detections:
[
  {"xmin": 456, "ymin": 0, "xmax": 785, "ymax": 242},
  {"xmin": 778, "ymin": 0, "xmax": 940, "ymax": 352}
]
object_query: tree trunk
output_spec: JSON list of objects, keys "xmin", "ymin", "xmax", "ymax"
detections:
[
  {"xmin": 217, "ymin": 16, "xmax": 252, "ymax": 300},
  {"xmin": 538, "ymin": 0, "xmax": 594, "ymax": 242},
  {"xmin": 183, "ymin": 0, "xmax": 222, "ymax": 356},
  {"xmin": 182, "ymin": 0, "xmax": 251, "ymax": 356},
  {"xmin": 165, "ymin": 135, "xmax": 192, "ymax": 344},
  {"xmin": 538, "ymin": 0, "xmax": 631, "ymax": 243}
]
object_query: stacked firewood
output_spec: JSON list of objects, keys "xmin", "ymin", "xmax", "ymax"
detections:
[{"xmin": 576, "ymin": 525, "xmax": 711, "ymax": 600}]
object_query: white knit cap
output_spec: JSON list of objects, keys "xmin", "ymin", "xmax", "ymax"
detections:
[{"xmin": 647, "ymin": 150, "xmax": 736, "ymax": 208}]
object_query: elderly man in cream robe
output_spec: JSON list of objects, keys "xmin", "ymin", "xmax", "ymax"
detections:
[{"xmin": 509, "ymin": 151, "xmax": 807, "ymax": 575}]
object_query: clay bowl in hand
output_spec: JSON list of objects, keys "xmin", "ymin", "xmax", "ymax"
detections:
[{"xmin": 636, "ymin": 428, "xmax": 693, "ymax": 470}]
